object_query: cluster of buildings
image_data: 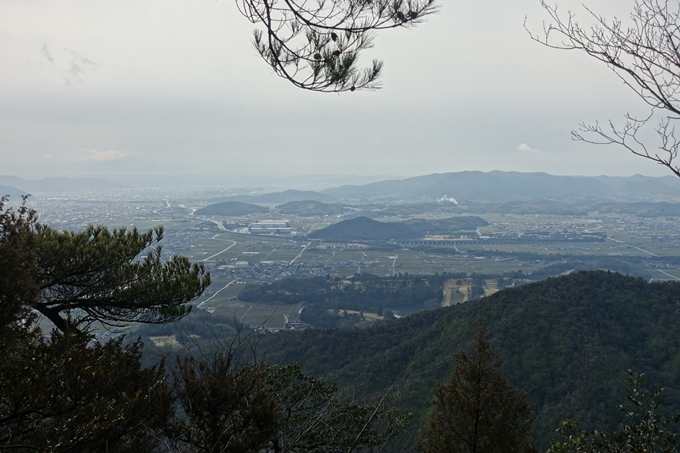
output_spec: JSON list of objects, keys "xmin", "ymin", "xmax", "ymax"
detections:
[{"xmin": 248, "ymin": 220, "xmax": 293, "ymax": 236}]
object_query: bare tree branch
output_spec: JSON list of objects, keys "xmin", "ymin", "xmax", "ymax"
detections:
[
  {"xmin": 528, "ymin": 0, "xmax": 680, "ymax": 177},
  {"xmin": 239, "ymin": 0, "xmax": 439, "ymax": 92}
]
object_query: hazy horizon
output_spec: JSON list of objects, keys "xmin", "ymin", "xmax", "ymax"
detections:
[{"xmin": 2, "ymin": 0, "xmax": 673, "ymax": 180}]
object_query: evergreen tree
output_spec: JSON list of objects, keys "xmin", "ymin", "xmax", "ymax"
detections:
[
  {"xmin": 34, "ymin": 220, "xmax": 210, "ymax": 334},
  {"xmin": 168, "ymin": 343, "xmax": 409, "ymax": 453},
  {"xmin": 1, "ymin": 197, "xmax": 174, "ymax": 451},
  {"xmin": 547, "ymin": 371, "xmax": 680, "ymax": 453},
  {"xmin": 417, "ymin": 325, "xmax": 537, "ymax": 453},
  {"xmin": 0, "ymin": 196, "xmax": 39, "ymax": 342}
]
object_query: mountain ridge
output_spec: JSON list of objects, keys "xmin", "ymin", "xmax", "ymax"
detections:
[
  {"xmin": 321, "ymin": 171, "xmax": 680, "ymax": 202},
  {"xmin": 256, "ymin": 271, "xmax": 680, "ymax": 449}
]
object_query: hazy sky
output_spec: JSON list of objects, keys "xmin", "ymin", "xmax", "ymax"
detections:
[{"xmin": 1, "ymin": 0, "xmax": 668, "ymax": 182}]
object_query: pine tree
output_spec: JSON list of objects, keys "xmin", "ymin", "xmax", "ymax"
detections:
[{"xmin": 417, "ymin": 325, "xmax": 537, "ymax": 453}]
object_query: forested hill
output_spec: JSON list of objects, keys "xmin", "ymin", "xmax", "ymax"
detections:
[
  {"xmin": 257, "ymin": 271, "xmax": 680, "ymax": 448},
  {"xmin": 307, "ymin": 216, "xmax": 488, "ymax": 241}
]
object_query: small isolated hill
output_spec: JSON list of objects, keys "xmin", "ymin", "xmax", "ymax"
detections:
[
  {"xmin": 308, "ymin": 217, "xmax": 413, "ymax": 241},
  {"xmin": 257, "ymin": 271, "xmax": 680, "ymax": 449},
  {"xmin": 277, "ymin": 200, "xmax": 348, "ymax": 216},
  {"xmin": 195, "ymin": 201, "xmax": 269, "ymax": 216},
  {"xmin": 307, "ymin": 216, "xmax": 488, "ymax": 241},
  {"xmin": 217, "ymin": 190, "xmax": 339, "ymax": 204}
]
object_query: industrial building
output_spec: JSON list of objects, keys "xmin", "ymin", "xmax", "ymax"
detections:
[{"xmin": 249, "ymin": 220, "xmax": 293, "ymax": 236}]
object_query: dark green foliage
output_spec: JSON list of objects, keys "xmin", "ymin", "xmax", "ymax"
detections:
[
  {"xmin": 299, "ymin": 303, "xmax": 363, "ymax": 328},
  {"xmin": 0, "ymin": 330, "xmax": 173, "ymax": 452},
  {"xmin": 240, "ymin": 273, "xmax": 444, "ymax": 327},
  {"xmin": 548, "ymin": 371, "xmax": 680, "ymax": 453},
  {"xmin": 255, "ymin": 271, "xmax": 680, "ymax": 449},
  {"xmin": 417, "ymin": 326, "xmax": 537, "ymax": 453},
  {"xmin": 35, "ymin": 223, "xmax": 210, "ymax": 333},
  {"xmin": 168, "ymin": 345, "xmax": 409, "ymax": 453},
  {"xmin": 263, "ymin": 363, "xmax": 409, "ymax": 452},
  {"xmin": 195, "ymin": 201, "xmax": 269, "ymax": 216},
  {"xmin": 0, "ymin": 196, "xmax": 39, "ymax": 342},
  {"xmin": 308, "ymin": 216, "xmax": 418, "ymax": 241},
  {"xmin": 468, "ymin": 285, "xmax": 486, "ymax": 300},
  {"xmin": 0, "ymin": 198, "xmax": 179, "ymax": 451},
  {"xmin": 137, "ymin": 309, "xmax": 240, "ymax": 339},
  {"xmin": 402, "ymin": 216, "xmax": 489, "ymax": 235},
  {"xmin": 1, "ymin": 199, "xmax": 401, "ymax": 452},
  {"xmin": 172, "ymin": 354, "xmax": 279, "ymax": 453},
  {"xmin": 240, "ymin": 273, "xmax": 444, "ymax": 307}
]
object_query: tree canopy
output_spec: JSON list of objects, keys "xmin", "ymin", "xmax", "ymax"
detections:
[
  {"xmin": 2, "ymin": 196, "xmax": 211, "ymax": 334},
  {"xmin": 548, "ymin": 371, "xmax": 680, "ymax": 453},
  {"xmin": 240, "ymin": 0, "xmax": 438, "ymax": 92},
  {"xmin": 416, "ymin": 325, "xmax": 537, "ymax": 453},
  {"xmin": 36, "ymin": 222, "xmax": 210, "ymax": 334}
]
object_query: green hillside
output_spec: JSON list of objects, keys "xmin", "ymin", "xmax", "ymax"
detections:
[
  {"xmin": 307, "ymin": 216, "xmax": 415, "ymax": 241},
  {"xmin": 195, "ymin": 201, "xmax": 269, "ymax": 216},
  {"xmin": 257, "ymin": 271, "xmax": 680, "ymax": 449},
  {"xmin": 307, "ymin": 216, "xmax": 488, "ymax": 241}
]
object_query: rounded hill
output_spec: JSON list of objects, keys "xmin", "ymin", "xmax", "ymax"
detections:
[
  {"xmin": 307, "ymin": 215, "xmax": 488, "ymax": 241},
  {"xmin": 195, "ymin": 201, "xmax": 269, "ymax": 216},
  {"xmin": 307, "ymin": 216, "xmax": 416, "ymax": 241}
]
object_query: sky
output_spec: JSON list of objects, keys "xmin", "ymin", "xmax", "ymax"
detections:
[{"xmin": 0, "ymin": 0, "xmax": 670, "ymax": 185}]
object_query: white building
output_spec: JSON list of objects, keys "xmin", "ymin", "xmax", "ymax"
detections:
[{"xmin": 249, "ymin": 220, "xmax": 293, "ymax": 236}]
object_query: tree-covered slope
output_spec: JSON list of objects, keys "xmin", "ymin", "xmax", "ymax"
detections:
[
  {"xmin": 307, "ymin": 216, "xmax": 415, "ymax": 241},
  {"xmin": 257, "ymin": 271, "xmax": 680, "ymax": 448},
  {"xmin": 307, "ymin": 216, "xmax": 488, "ymax": 241}
]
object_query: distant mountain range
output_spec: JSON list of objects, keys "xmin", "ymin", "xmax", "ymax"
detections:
[
  {"xmin": 5, "ymin": 171, "xmax": 680, "ymax": 203},
  {"xmin": 307, "ymin": 216, "xmax": 488, "ymax": 241},
  {"xmin": 0, "ymin": 176, "xmax": 123, "ymax": 193},
  {"xmin": 195, "ymin": 201, "xmax": 269, "ymax": 217},
  {"xmin": 321, "ymin": 171, "xmax": 680, "ymax": 202},
  {"xmin": 213, "ymin": 190, "xmax": 339, "ymax": 204}
]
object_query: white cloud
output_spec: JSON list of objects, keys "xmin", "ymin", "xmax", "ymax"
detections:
[
  {"xmin": 79, "ymin": 148, "xmax": 128, "ymax": 162},
  {"xmin": 517, "ymin": 143, "xmax": 540, "ymax": 153}
]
